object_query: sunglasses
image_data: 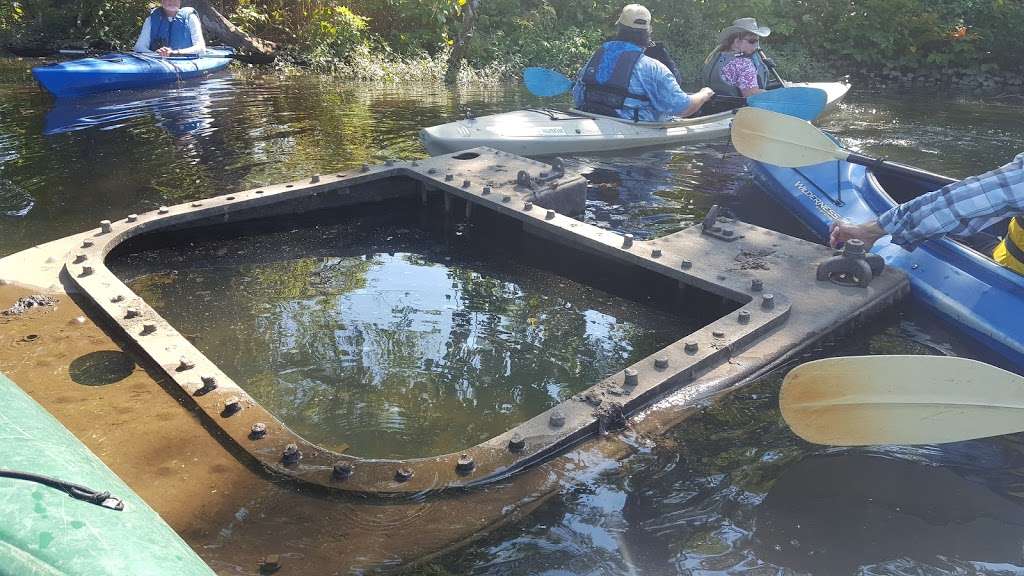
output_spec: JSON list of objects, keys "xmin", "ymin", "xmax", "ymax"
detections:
[{"xmin": 744, "ymin": 37, "xmax": 760, "ymax": 44}]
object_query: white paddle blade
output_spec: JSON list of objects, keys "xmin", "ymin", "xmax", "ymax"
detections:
[
  {"xmin": 730, "ymin": 107, "xmax": 846, "ymax": 168},
  {"xmin": 780, "ymin": 355, "xmax": 1024, "ymax": 446}
]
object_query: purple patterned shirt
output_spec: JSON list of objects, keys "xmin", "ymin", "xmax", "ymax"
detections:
[{"xmin": 720, "ymin": 57, "xmax": 759, "ymax": 91}]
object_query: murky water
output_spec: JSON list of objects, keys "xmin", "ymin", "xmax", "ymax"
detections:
[{"xmin": 2, "ymin": 57, "xmax": 1024, "ymax": 574}]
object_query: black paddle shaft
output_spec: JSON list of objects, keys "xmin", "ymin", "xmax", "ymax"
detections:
[{"xmin": 845, "ymin": 152, "xmax": 958, "ymax": 187}]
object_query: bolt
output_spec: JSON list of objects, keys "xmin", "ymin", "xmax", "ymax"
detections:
[
  {"xmin": 73, "ymin": 254, "xmax": 87, "ymax": 264},
  {"xmin": 428, "ymin": 168, "xmax": 438, "ymax": 175},
  {"xmin": 523, "ymin": 202, "xmax": 533, "ymax": 211},
  {"xmin": 158, "ymin": 206, "xmax": 169, "ymax": 214},
  {"xmin": 684, "ymin": 341, "xmax": 699, "ymax": 353},
  {"xmin": 651, "ymin": 249, "xmax": 662, "ymax": 258},
  {"xmin": 79, "ymin": 266, "xmax": 93, "ymax": 277},
  {"xmin": 361, "ymin": 164, "xmax": 371, "ymax": 173},
  {"xmin": 607, "ymin": 386, "xmax": 627, "ymax": 396},
  {"xmin": 200, "ymin": 376, "xmax": 217, "ymax": 391},
  {"xmin": 395, "ymin": 467, "xmax": 414, "ymax": 482},
  {"xmin": 751, "ymin": 279, "xmax": 764, "ymax": 292},
  {"xmin": 722, "ymin": 229, "xmax": 734, "ymax": 237},
  {"xmin": 259, "ymin": 555, "xmax": 281, "ymax": 574},
  {"xmin": 250, "ymin": 422, "xmax": 268, "ymax": 439},
  {"xmin": 482, "ymin": 185, "xmax": 492, "ymax": 195},
  {"xmin": 332, "ymin": 462, "xmax": 353, "ymax": 480},
  {"xmin": 508, "ymin": 433, "xmax": 526, "ymax": 453},
  {"xmin": 100, "ymin": 220, "xmax": 112, "ymax": 233},
  {"xmin": 655, "ymin": 357, "xmax": 669, "ymax": 370},
  {"xmin": 713, "ymin": 330, "xmax": 725, "ymax": 338},
  {"xmin": 82, "ymin": 240, "xmax": 94, "ymax": 248},
  {"xmin": 191, "ymin": 202, "xmax": 202, "ymax": 207},
  {"xmin": 445, "ymin": 173, "xmax": 454, "ymax": 181},
  {"xmin": 545, "ymin": 209, "xmax": 556, "ymax": 220},
  {"xmin": 761, "ymin": 293, "xmax": 776, "ymax": 310},
  {"xmin": 282, "ymin": 444, "xmax": 301, "ymax": 465},
  {"xmin": 255, "ymin": 190, "xmax": 264, "ymax": 195},
  {"xmin": 125, "ymin": 308, "xmax": 140, "ymax": 319},
  {"xmin": 549, "ymin": 409, "xmax": 566, "ymax": 428},
  {"xmin": 223, "ymin": 396, "xmax": 241, "ymax": 416},
  {"xmin": 127, "ymin": 214, "xmax": 138, "ymax": 223},
  {"xmin": 311, "ymin": 175, "xmax": 321, "ymax": 183},
  {"xmin": 622, "ymin": 234, "xmax": 634, "ymax": 249},
  {"xmin": 624, "ymin": 368, "xmax": 639, "ymax": 387},
  {"xmin": 177, "ymin": 357, "xmax": 195, "ymax": 371},
  {"xmin": 680, "ymin": 260, "xmax": 692, "ymax": 270},
  {"xmin": 462, "ymin": 179, "xmax": 471, "ymax": 188},
  {"xmin": 110, "ymin": 295, "xmax": 124, "ymax": 303},
  {"xmin": 140, "ymin": 323, "xmax": 156, "ymax": 335},
  {"xmin": 456, "ymin": 454, "xmax": 475, "ymax": 474},
  {"xmin": 738, "ymin": 310, "xmax": 751, "ymax": 324},
  {"xmin": 502, "ymin": 195, "xmax": 511, "ymax": 203}
]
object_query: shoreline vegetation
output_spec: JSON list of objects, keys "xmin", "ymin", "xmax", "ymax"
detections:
[{"xmin": 2, "ymin": 0, "xmax": 1023, "ymax": 91}]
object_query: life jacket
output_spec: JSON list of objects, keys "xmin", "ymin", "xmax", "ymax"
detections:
[
  {"xmin": 992, "ymin": 216, "xmax": 1024, "ymax": 275},
  {"xmin": 578, "ymin": 41, "xmax": 651, "ymax": 120},
  {"xmin": 701, "ymin": 51, "xmax": 770, "ymax": 98},
  {"xmin": 148, "ymin": 6, "xmax": 195, "ymax": 51}
]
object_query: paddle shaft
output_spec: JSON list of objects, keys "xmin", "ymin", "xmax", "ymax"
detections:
[
  {"xmin": 26, "ymin": 47, "xmax": 273, "ymax": 64},
  {"xmin": 844, "ymin": 151, "xmax": 958, "ymax": 187},
  {"xmin": 758, "ymin": 48, "xmax": 787, "ymax": 87}
]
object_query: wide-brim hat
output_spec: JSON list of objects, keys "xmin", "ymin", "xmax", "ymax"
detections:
[
  {"xmin": 718, "ymin": 17, "xmax": 771, "ymax": 43},
  {"xmin": 617, "ymin": 4, "xmax": 652, "ymax": 31}
]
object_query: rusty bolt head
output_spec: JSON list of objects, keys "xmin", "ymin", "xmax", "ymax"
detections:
[
  {"xmin": 73, "ymin": 254, "xmax": 87, "ymax": 264},
  {"xmin": 282, "ymin": 444, "xmax": 301, "ymax": 465},
  {"xmin": 445, "ymin": 173, "xmax": 454, "ymax": 182},
  {"xmin": 508, "ymin": 433, "xmax": 526, "ymax": 453},
  {"xmin": 191, "ymin": 202, "xmax": 202, "ymax": 208},
  {"xmin": 482, "ymin": 185, "xmax": 492, "ymax": 195},
  {"xmin": 680, "ymin": 260, "xmax": 692, "ymax": 270},
  {"xmin": 250, "ymin": 422, "xmax": 268, "ymax": 439},
  {"xmin": 462, "ymin": 179, "xmax": 471, "ymax": 187},
  {"xmin": 761, "ymin": 293, "xmax": 776, "ymax": 310},
  {"xmin": 110, "ymin": 295, "xmax": 124, "ymax": 303},
  {"xmin": 624, "ymin": 368, "xmax": 639, "ymax": 387},
  {"xmin": 200, "ymin": 376, "xmax": 217, "ymax": 391},
  {"xmin": 651, "ymin": 249, "xmax": 662, "ymax": 258},
  {"xmin": 79, "ymin": 266, "xmax": 94, "ymax": 277},
  {"xmin": 361, "ymin": 164, "xmax": 371, "ymax": 173},
  {"xmin": 456, "ymin": 454, "xmax": 475, "ymax": 474},
  {"xmin": 82, "ymin": 240, "xmax": 94, "ymax": 248},
  {"xmin": 332, "ymin": 462, "xmax": 353, "ymax": 480},
  {"xmin": 684, "ymin": 340, "xmax": 699, "ymax": 353},
  {"xmin": 100, "ymin": 220, "xmax": 112, "ymax": 233},
  {"xmin": 549, "ymin": 410, "xmax": 566, "ymax": 428},
  {"xmin": 622, "ymin": 234, "xmax": 634, "ymax": 249},
  {"xmin": 158, "ymin": 206, "xmax": 169, "ymax": 214},
  {"xmin": 259, "ymin": 554, "xmax": 281, "ymax": 574},
  {"xmin": 713, "ymin": 330, "xmax": 726, "ymax": 338},
  {"xmin": 738, "ymin": 310, "xmax": 751, "ymax": 324},
  {"xmin": 127, "ymin": 214, "xmax": 138, "ymax": 223},
  {"xmin": 545, "ymin": 209, "xmax": 556, "ymax": 220},
  {"xmin": 310, "ymin": 175, "xmax": 321, "ymax": 183},
  {"xmin": 223, "ymin": 396, "xmax": 241, "ymax": 416},
  {"xmin": 502, "ymin": 195, "xmax": 512, "ymax": 203},
  {"xmin": 177, "ymin": 357, "xmax": 195, "ymax": 371},
  {"xmin": 523, "ymin": 202, "xmax": 533, "ymax": 211},
  {"xmin": 751, "ymin": 279, "xmax": 764, "ymax": 292},
  {"xmin": 140, "ymin": 323, "xmax": 156, "ymax": 335},
  {"xmin": 125, "ymin": 308, "xmax": 140, "ymax": 319},
  {"xmin": 655, "ymin": 357, "xmax": 669, "ymax": 370},
  {"xmin": 395, "ymin": 467, "xmax": 414, "ymax": 482}
]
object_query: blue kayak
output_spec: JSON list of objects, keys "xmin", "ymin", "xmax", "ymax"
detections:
[
  {"xmin": 751, "ymin": 158, "xmax": 1024, "ymax": 373},
  {"xmin": 31, "ymin": 48, "xmax": 233, "ymax": 98}
]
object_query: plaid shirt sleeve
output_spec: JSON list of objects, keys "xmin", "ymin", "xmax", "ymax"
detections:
[{"xmin": 877, "ymin": 152, "xmax": 1024, "ymax": 249}]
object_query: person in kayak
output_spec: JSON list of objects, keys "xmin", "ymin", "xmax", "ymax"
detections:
[
  {"xmin": 133, "ymin": 0, "xmax": 206, "ymax": 57},
  {"xmin": 830, "ymin": 152, "xmax": 1024, "ymax": 275},
  {"xmin": 572, "ymin": 4, "xmax": 714, "ymax": 121},
  {"xmin": 702, "ymin": 18, "xmax": 774, "ymax": 99}
]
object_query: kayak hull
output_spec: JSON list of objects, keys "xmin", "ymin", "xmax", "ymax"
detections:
[
  {"xmin": 0, "ymin": 372, "xmax": 214, "ymax": 575},
  {"xmin": 421, "ymin": 81, "xmax": 850, "ymax": 156},
  {"xmin": 750, "ymin": 158, "xmax": 1024, "ymax": 374},
  {"xmin": 31, "ymin": 49, "xmax": 233, "ymax": 98}
]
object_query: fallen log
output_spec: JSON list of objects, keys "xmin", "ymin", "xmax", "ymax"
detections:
[{"xmin": 182, "ymin": 0, "xmax": 276, "ymax": 56}]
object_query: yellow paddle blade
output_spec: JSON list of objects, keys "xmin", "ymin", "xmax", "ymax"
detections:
[
  {"xmin": 730, "ymin": 107, "xmax": 847, "ymax": 168},
  {"xmin": 780, "ymin": 355, "xmax": 1024, "ymax": 446}
]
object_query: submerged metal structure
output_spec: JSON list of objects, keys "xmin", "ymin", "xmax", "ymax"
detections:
[{"xmin": 0, "ymin": 147, "xmax": 905, "ymax": 494}]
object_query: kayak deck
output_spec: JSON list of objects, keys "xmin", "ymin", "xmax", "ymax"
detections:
[
  {"xmin": 421, "ymin": 81, "xmax": 850, "ymax": 156},
  {"xmin": 31, "ymin": 49, "xmax": 233, "ymax": 98}
]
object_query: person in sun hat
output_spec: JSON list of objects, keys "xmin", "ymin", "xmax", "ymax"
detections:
[
  {"xmin": 572, "ymin": 4, "xmax": 714, "ymax": 122},
  {"xmin": 701, "ymin": 17, "xmax": 775, "ymax": 102},
  {"xmin": 133, "ymin": 0, "xmax": 207, "ymax": 57}
]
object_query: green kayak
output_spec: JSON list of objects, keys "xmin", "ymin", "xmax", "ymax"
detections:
[{"xmin": 0, "ymin": 372, "xmax": 214, "ymax": 576}]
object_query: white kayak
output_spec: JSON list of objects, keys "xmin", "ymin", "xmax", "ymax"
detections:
[{"xmin": 421, "ymin": 81, "xmax": 850, "ymax": 156}]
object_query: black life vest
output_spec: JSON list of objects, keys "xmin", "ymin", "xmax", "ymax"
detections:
[{"xmin": 578, "ymin": 41, "xmax": 650, "ymax": 119}]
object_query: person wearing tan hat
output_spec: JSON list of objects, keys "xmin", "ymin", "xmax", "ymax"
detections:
[
  {"xmin": 700, "ymin": 17, "xmax": 775, "ymax": 105},
  {"xmin": 572, "ymin": 4, "xmax": 714, "ymax": 122}
]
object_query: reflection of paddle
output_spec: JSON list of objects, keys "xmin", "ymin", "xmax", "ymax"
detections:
[
  {"xmin": 522, "ymin": 67, "xmax": 827, "ymax": 120},
  {"xmin": 780, "ymin": 355, "xmax": 1024, "ymax": 446},
  {"xmin": 6, "ymin": 45, "xmax": 275, "ymax": 65},
  {"xmin": 731, "ymin": 107, "xmax": 957, "ymax": 184}
]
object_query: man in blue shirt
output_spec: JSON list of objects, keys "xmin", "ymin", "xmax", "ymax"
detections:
[{"xmin": 572, "ymin": 5, "xmax": 714, "ymax": 122}]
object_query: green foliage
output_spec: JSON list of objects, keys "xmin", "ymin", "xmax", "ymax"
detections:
[{"xmin": 2, "ymin": 0, "xmax": 147, "ymax": 49}]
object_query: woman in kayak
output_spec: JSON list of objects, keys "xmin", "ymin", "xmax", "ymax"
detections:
[
  {"xmin": 830, "ymin": 152, "xmax": 1024, "ymax": 276},
  {"xmin": 133, "ymin": 0, "xmax": 206, "ymax": 57},
  {"xmin": 701, "ymin": 18, "xmax": 773, "ymax": 99}
]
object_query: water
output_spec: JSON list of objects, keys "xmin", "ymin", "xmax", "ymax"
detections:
[{"xmin": 2, "ymin": 58, "xmax": 1023, "ymax": 574}]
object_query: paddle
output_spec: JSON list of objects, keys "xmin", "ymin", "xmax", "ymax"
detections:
[
  {"xmin": 780, "ymin": 355, "xmax": 1024, "ymax": 446},
  {"xmin": 731, "ymin": 107, "xmax": 958, "ymax": 185},
  {"xmin": 6, "ymin": 45, "xmax": 275, "ymax": 65},
  {"xmin": 522, "ymin": 67, "xmax": 827, "ymax": 121},
  {"xmin": 756, "ymin": 48, "xmax": 787, "ymax": 88}
]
